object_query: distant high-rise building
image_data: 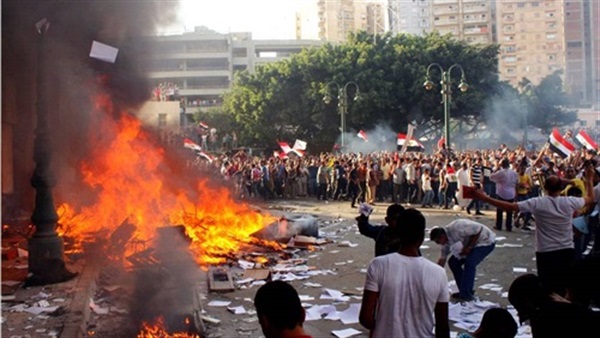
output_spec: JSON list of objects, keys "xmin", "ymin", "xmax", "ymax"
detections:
[
  {"xmin": 388, "ymin": 0, "xmax": 431, "ymax": 36},
  {"xmin": 430, "ymin": 0, "xmax": 492, "ymax": 44},
  {"xmin": 564, "ymin": 0, "xmax": 599, "ymax": 107},
  {"xmin": 496, "ymin": 0, "xmax": 566, "ymax": 86},
  {"xmin": 295, "ymin": 1, "xmax": 320, "ymax": 40},
  {"xmin": 317, "ymin": 0, "xmax": 385, "ymax": 42}
]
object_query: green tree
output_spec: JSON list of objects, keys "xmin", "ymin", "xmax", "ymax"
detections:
[
  {"xmin": 520, "ymin": 71, "xmax": 577, "ymax": 134},
  {"xmin": 222, "ymin": 31, "xmax": 501, "ymax": 150}
]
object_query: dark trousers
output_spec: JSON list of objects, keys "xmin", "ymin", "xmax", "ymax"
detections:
[
  {"xmin": 348, "ymin": 182, "xmax": 359, "ymax": 207},
  {"xmin": 392, "ymin": 183, "xmax": 405, "ymax": 203},
  {"xmin": 495, "ymin": 197, "xmax": 514, "ymax": 230},
  {"xmin": 536, "ymin": 248, "xmax": 575, "ymax": 297},
  {"xmin": 317, "ymin": 183, "xmax": 328, "ymax": 200}
]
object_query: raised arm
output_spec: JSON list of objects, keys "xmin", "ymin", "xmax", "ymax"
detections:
[{"xmin": 472, "ymin": 189, "xmax": 520, "ymax": 212}]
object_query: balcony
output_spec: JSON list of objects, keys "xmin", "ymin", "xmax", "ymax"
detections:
[{"xmin": 463, "ymin": 5, "xmax": 487, "ymax": 14}]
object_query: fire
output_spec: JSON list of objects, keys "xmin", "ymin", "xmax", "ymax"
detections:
[
  {"xmin": 137, "ymin": 317, "xmax": 199, "ymax": 338},
  {"xmin": 57, "ymin": 93, "xmax": 282, "ymax": 265}
]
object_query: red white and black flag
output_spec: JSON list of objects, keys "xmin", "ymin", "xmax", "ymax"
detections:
[
  {"xmin": 183, "ymin": 138, "xmax": 202, "ymax": 152},
  {"xmin": 397, "ymin": 133, "xmax": 425, "ymax": 152},
  {"xmin": 437, "ymin": 137, "xmax": 446, "ymax": 149},
  {"xmin": 357, "ymin": 130, "xmax": 368, "ymax": 142},
  {"xmin": 573, "ymin": 130, "xmax": 598, "ymax": 151},
  {"xmin": 548, "ymin": 128, "xmax": 575, "ymax": 158}
]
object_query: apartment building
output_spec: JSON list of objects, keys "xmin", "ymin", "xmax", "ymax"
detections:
[
  {"xmin": 564, "ymin": 0, "xmax": 599, "ymax": 106},
  {"xmin": 388, "ymin": 0, "xmax": 431, "ymax": 36},
  {"xmin": 317, "ymin": 0, "xmax": 385, "ymax": 42},
  {"xmin": 430, "ymin": 0, "xmax": 493, "ymax": 44},
  {"xmin": 141, "ymin": 27, "xmax": 323, "ymax": 112},
  {"xmin": 496, "ymin": 0, "xmax": 566, "ymax": 86}
]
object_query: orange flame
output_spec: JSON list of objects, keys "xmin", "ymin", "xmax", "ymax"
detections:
[
  {"xmin": 137, "ymin": 317, "xmax": 199, "ymax": 338},
  {"xmin": 57, "ymin": 93, "xmax": 281, "ymax": 265}
]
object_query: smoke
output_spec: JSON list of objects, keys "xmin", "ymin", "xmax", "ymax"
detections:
[
  {"xmin": 2, "ymin": 0, "xmax": 180, "ymax": 204},
  {"xmin": 341, "ymin": 124, "xmax": 399, "ymax": 154}
]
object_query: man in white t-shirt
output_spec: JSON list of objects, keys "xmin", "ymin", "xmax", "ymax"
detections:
[
  {"xmin": 473, "ymin": 165, "xmax": 596, "ymax": 296},
  {"xmin": 430, "ymin": 219, "xmax": 496, "ymax": 302},
  {"xmin": 359, "ymin": 209, "xmax": 450, "ymax": 338}
]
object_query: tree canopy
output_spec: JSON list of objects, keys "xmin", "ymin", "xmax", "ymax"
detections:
[{"xmin": 220, "ymin": 31, "xmax": 574, "ymax": 150}]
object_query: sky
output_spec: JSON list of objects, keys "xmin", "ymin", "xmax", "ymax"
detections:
[{"xmin": 170, "ymin": 0, "xmax": 308, "ymax": 39}]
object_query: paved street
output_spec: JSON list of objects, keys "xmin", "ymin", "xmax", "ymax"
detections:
[
  {"xmin": 2, "ymin": 198, "xmax": 537, "ymax": 338},
  {"xmin": 199, "ymin": 198, "xmax": 536, "ymax": 338}
]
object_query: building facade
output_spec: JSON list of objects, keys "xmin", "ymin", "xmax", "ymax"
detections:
[
  {"xmin": 388, "ymin": 0, "xmax": 431, "ymax": 36},
  {"xmin": 317, "ymin": 0, "xmax": 385, "ymax": 42},
  {"xmin": 496, "ymin": 0, "xmax": 566, "ymax": 86},
  {"xmin": 141, "ymin": 27, "xmax": 323, "ymax": 115},
  {"xmin": 564, "ymin": 0, "xmax": 600, "ymax": 107},
  {"xmin": 430, "ymin": 0, "xmax": 493, "ymax": 44}
]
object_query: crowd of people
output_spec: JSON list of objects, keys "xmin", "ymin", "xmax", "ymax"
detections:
[{"xmin": 166, "ymin": 130, "xmax": 600, "ymax": 337}]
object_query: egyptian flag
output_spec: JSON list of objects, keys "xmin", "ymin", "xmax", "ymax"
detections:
[
  {"xmin": 548, "ymin": 128, "xmax": 575, "ymax": 158},
  {"xmin": 273, "ymin": 150, "xmax": 288, "ymax": 159},
  {"xmin": 198, "ymin": 121, "xmax": 209, "ymax": 129},
  {"xmin": 278, "ymin": 141, "xmax": 292, "ymax": 154},
  {"xmin": 357, "ymin": 130, "xmax": 368, "ymax": 142},
  {"xmin": 397, "ymin": 133, "xmax": 425, "ymax": 152},
  {"xmin": 183, "ymin": 138, "xmax": 202, "ymax": 152},
  {"xmin": 198, "ymin": 151, "xmax": 214, "ymax": 163},
  {"xmin": 574, "ymin": 130, "xmax": 598, "ymax": 151},
  {"xmin": 437, "ymin": 137, "xmax": 445, "ymax": 149}
]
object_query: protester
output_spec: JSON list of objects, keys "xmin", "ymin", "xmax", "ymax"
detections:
[
  {"xmin": 359, "ymin": 208, "xmax": 450, "ymax": 338},
  {"xmin": 508, "ymin": 273, "xmax": 599, "ymax": 338},
  {"xmin": 430, "ymin": 219, "xmax": 496, "ymax": 302},
  {"xmin": 473, "ymin": 164, "xmax": 596, "ymax": 296},
  {"xmin": 490, "ymin": 158, "xmax": 518, "ymax": 231},
  {"xmin": 356, "ymin": 203, "xmax": 405, "ymax": 257},
  {"xmin": 254, "ymin": 281, "xmax": 312, "ymax": 338},
  {"xmin": 456, "ymin": 307, "xmax": 517, "ymax": 338}
]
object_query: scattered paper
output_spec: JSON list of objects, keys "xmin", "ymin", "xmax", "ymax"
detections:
[
  {"xmin": 513, "ymin": 267, "xmax": 527, "ymax": 273},
  {"xmin": 321, "ymin": 288, "xmax": 350, "ymax": 302},
  {"xmin": 332, "ymin": 328, "xmax": 362, "ymax": 338},
  {"xmin": 235, "ymin": 278, "xmax": 254, "ymax": 285},
  {"xmin": 299, "ymin": 295, "xmax": 315, "ymax": 301},
  {"xmin": 338, "ymin": 241, "xmax": 359, "ymax": 248},
  {"xmin": 208, "ymin": 300, "xmax": 231, "ymax": 307},
  {"xmin": 89, "ymin": 41, "xmax": 119, "ymax": 63},
  {"xmin": 227, "ymin": 305, "xmax": 246, "ymax": 314},
  {"xmin": 303, "ymin": 282, "xmax": 322, "ymax": 288},
  {"xmin": 89, "ymin": 298, "xmax": 109, "ymax": 315},
  {"xmin": 339, "ymin": 303, "xmax": 360, "ymax": 324},
  {"xmin": 1, "ymin": 281, "xmax": 21, "ymax": 286}
]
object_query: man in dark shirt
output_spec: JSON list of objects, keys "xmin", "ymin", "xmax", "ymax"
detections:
[{"xmin": 356, "ymin": 203, "xmax": 405, "ymax": 257}]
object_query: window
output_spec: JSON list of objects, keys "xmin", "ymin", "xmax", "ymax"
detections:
[
  {"xmin": 580, "ymin": 120, "xmax": 587, "ymax": 127},
  {"xmin": 596, "ymin": 120, "xmax": 600, "ymax": 127},
  {"xmin": 517, "ymin": 2, "xmax": 525, "ymax": 8},
  {"xmin": 507, "ymin": 67, "xmax": 516, "ymax": 74},
  {"xmin": 546, "ymin": 12, "xmax": 555, "ymax": 18},
  {"xmin": 532, "ymin": 2, "xmax": 540, "ymax": 7},
  {"xmin": 548, "ymin": 54, "xmax": 556, "ymax": 61},
  {"xmin": 158, "ymin": 114, "xmax": 167, "ymax": 128},
  {"xmin": 546, "ymin": 33, "xmax": 556, "ymax": 40}
]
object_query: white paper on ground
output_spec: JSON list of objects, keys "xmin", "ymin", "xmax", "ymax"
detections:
[
  {"xmin": 303, "ymin": 282, "xmax": 322, "ymax": 288},
  {"xmin": 227, "ymin": 305, "xmax": 246, "ymax": 314},
  {"xmin": 339, "ymin": 303, "xmax": 361, "ymax": 324},
  {"xmin": 89, "ymin": 298, "xmax": 109, "ymax": 315},
  {"xmin": 235, "ymin": 278, "xmax": 254, "ymax": 285},
  {"xmin": 513, "ymin": 267, "xmax": 527, "ymax": 273},
  {"xmin": 332, "ymin": 328, "xmax": 362, "ymax": 338},
  {"xmin": 299, "ymin": 295, "xmax": 315, "ymax": 301},
  {"xmin": 89, "ymin": 41, "xmax": 119, "ymax": 63},
  {"xmin": 321, "ymin": 288, "xmax": 350, "ymax": 302},
  {"xmin": 207, "ymin": 300, "xmax": 231, "ymax": 307}
]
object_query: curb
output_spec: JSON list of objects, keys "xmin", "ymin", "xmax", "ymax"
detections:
[{"xmin": 60, "ymin": 260, "xmax": 100, "ymax": 338}]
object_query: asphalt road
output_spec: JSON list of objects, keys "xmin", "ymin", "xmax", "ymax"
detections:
[{"xmin": 203, "ymin": 197, "xmax": 537, "ymax": 338}]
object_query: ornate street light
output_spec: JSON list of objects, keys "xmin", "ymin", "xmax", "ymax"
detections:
[
  {"xmin": 29, "ymin": 19, "xmax": 76, "ymax": 285},
  {"xmin": 323, "ymin": 81, "xmax": 360, "ymax": 148},
  {"xmin": 424, "ymin": 63, "xmax": 468, "ymax": 151}
]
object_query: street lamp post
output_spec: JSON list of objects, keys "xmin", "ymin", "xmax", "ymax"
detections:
[
  {"xmin": 324, "ymin": 81, "xmax": 360, "ymax": 148},
  {"xmin": 424, "ymin": 63, "xmax": 468, "ymax": 151},
  {"xmin": 519, "ymin": 83, "xmax": 536, "ymax": 147},
  {"xmin": 29, "ymin": 19, "xmax": 76, "ymax": 285}
]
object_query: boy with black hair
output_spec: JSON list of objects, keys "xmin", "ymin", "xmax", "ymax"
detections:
[
  {"xmin": 254, "ymin": 281, "xmax": 312, "ymax": 338},
  {"xmin": 360, "ymin": 208, "xmax": 449, "ymax": 338},
  {"xmin": 356, "ymin": 203, "xmax": 405, "ymax": 256}
]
